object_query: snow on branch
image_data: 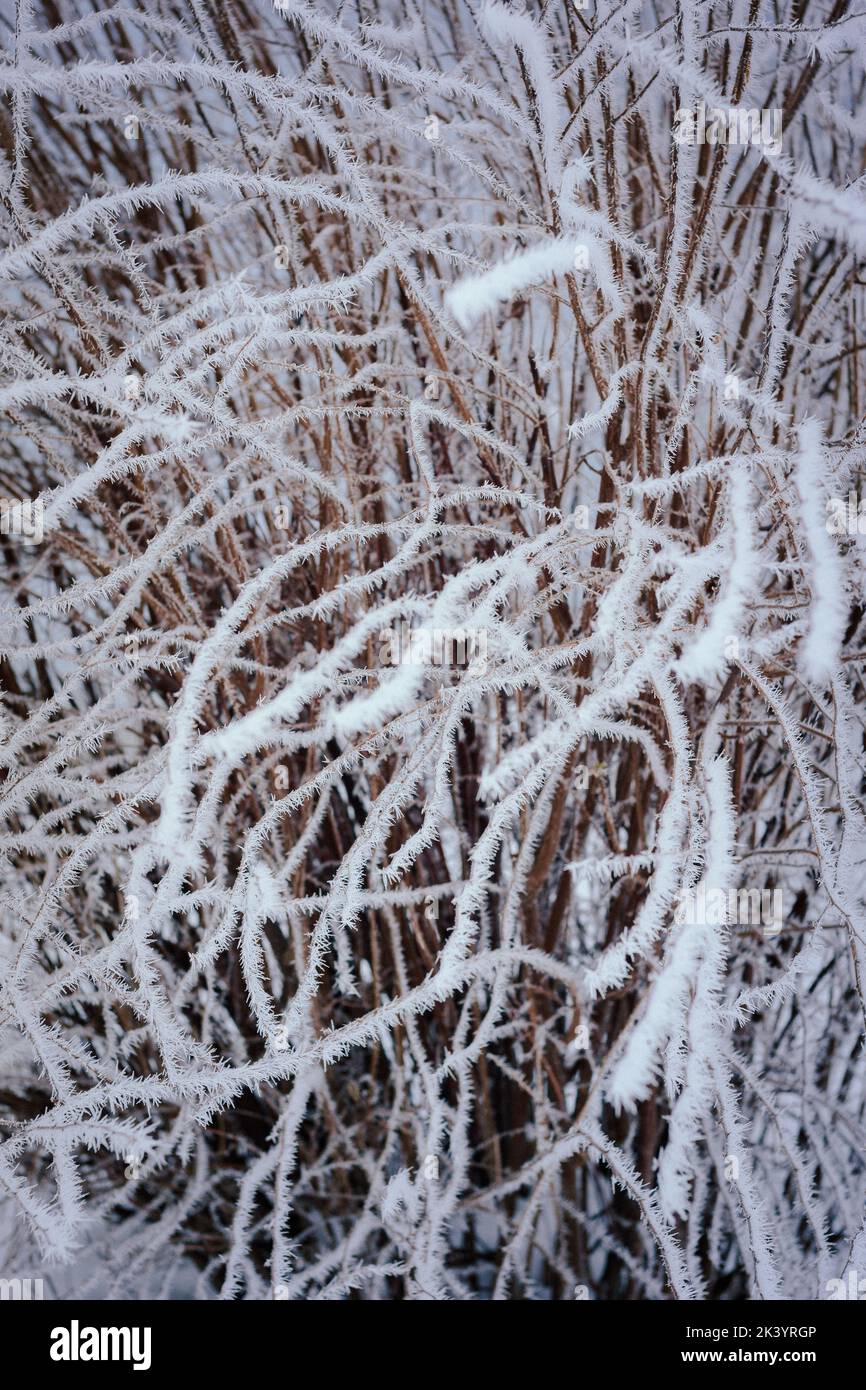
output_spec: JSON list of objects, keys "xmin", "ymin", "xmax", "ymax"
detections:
[{"xmin": 0, "ymin": 0, "xmax": 864, "ymax": 1303}]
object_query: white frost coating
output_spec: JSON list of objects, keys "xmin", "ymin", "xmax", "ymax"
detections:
[
  {"xmin": 479, "ymin": 2, "xmax": 567, "ymax": 193},
  {"xmin": 655, "ymin": 754, "xmax": 733, "ymax": 1222},
  {"xmin": 1, "ymin": 0, "xmax": 863, "ymax": 1308},
  {"xmin": 674, "ymin": 464, "xmax": 759, "ymax": 682},
  {"xmin": 445, "ymin": 234, "xmax": 620, "ymax": 331},
  {"xmin": 795, "ymin": 418, "xmax": 847, "ymax": 684}
]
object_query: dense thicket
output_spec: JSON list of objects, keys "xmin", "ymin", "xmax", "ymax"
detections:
[{"xmin": 1, "ymin": 0, "xmax": 865, "ymax": 1299}]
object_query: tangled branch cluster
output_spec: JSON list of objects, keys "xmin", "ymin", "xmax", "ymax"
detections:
[{"xmin": 1, "ymin": 0, "xmax": 865, "ymax": 1300}]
